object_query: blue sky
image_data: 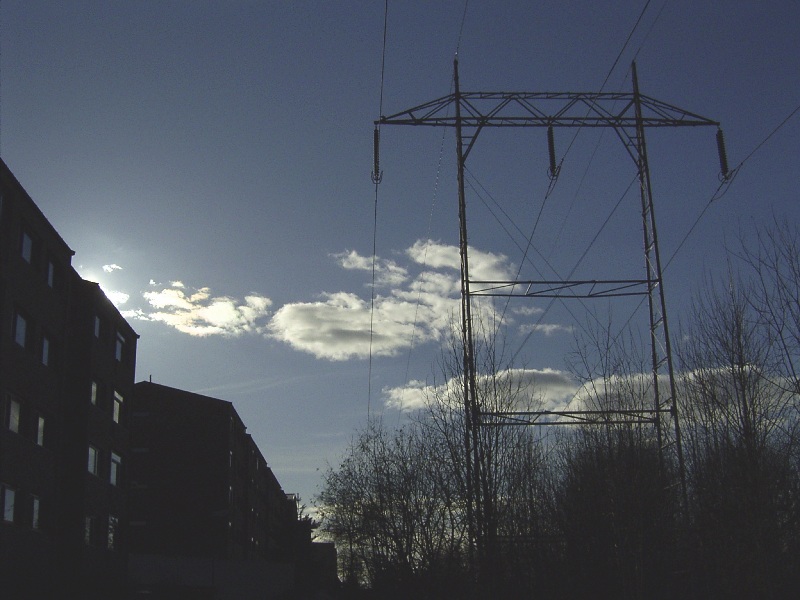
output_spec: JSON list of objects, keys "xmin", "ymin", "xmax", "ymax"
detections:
[{"xmin": 2, "ymin": 1, "xmax": 798, "ymax": 504}]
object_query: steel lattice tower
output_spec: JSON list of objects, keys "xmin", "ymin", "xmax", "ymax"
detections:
[{"xmin": 377, "ymin": 58, "xmax": 725, "ymax": 580}]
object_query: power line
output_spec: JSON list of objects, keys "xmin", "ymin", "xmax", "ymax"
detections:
[
  {"xmin": 368, "ymin": 0, "xmax": 390, "ymax": 417},
  {"xmin": 665, "ymin": 101, "xmax": 800, "ymax": 271}
]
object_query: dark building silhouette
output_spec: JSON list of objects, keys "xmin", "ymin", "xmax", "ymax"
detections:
[
  {"xmin": 1, "ymin": 158, "xmax": 336, "ymax": 598},
  {"xmin": 129, "ymin": 382, "xmax": 297, "ymax": 560},
  {"xmin": 0, "ymin": 157, "xmax": 138, "ymax": 598},
  {"xmin": 128, "ymin": 382, "xmax": 335, "ymax": 599}
]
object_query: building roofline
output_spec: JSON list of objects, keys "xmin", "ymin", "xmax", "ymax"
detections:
[{"xmin": 0, "ymin": 156, "xmax": 75, "ymax": 258}]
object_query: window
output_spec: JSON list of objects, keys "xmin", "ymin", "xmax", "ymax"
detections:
[
  {"xmin": 115, "ymin": 332, "xmax": 125, "ymax": 362},
  {"xmin": 107, "ymin": 515, "xmax": 118, "ymax": 550},
  {"xmin": 32, "ymin": 496, "xmax": 40, "ymax": 530},
  {"xmin": 87, "ymin": 446, "xmax": 99, "ymax": 476},
  {"xmin": 2, "ymin": 485, "xmax": 14, "ymax": 523},
  {"xmin": 13, "ymin": 312, "xmax": 28, "ymax": 348},
  {"xmin": 90, "ymin": 381, "xmax": 98, "ymax": 405},
  {"xmin": 46, "ymin": 260, "xmax": 56, "ymax": 288},
  {"xmin": 41, "ymin": 335, "xmax": 51, "ymax": 366},
  {"xmin": 84, "ymin": 516, "xmax": 94, "ymax": 545},
  {"xmin": 20, "ymin": 230, "xmax": 33, "ymax": 263},
  {"xmin": 35, "ymin": 415, "xmax": 45, "ymax": 447},
  {"xmin": 6, "ymin": 398, "xmax": 20, "ymax": 434},
  {"xmin": 94, "ymin": 315, "xmax": 101, "ymax": 338},
  {"xmin": 110, "ymin": 452, "xmax": 121, "ymax": 486},
  {"xmin": 113, "ymin": 391, "xmax": 123, "ymax": 424}
]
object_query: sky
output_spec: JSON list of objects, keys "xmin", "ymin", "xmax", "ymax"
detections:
[{"xmin": 2, "ymin": 1, "xmax": 798, "ymax": 506}]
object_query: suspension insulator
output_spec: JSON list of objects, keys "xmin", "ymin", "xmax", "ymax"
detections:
[
  {"xmin": 547, "ymin": 125, "xmax": 559, "ymax": 180},
  {"xmin": 716, "ymin": 128, "xmax": 729, "ymax": 178},
  {"xmin": 371, "ymin": 126, "xmax": 383, "ymax": 184}
]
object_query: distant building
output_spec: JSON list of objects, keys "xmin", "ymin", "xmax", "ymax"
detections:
[
  {"xmin": 129, "ymin": 382, "xmax": 332, "ymax": 599},
  {"xmin": 0, "ymin": 157, "xmax": 138, "ymax": 598}
]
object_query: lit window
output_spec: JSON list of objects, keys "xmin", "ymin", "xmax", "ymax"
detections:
[
  {"xmin": 41, "ymin": 335, "xmax": 51, "ymax": 366},
  {"xmin": 13, "ymin": 312, "xmax": 27, "ymax": 348},
  {"xmin": 7, "ymin": 398, "xmax": 20, "ymax": 434},
  {"xmin": 32, "ymin": 496, "xmax": 40, "ymax": 530},
  {"xmin": 113, "ymin": 392, "xmax": 123, "ymax": 424},
  {"xmin": 85, "ymin": 516, "xmax": 94, "ymax": 545},
  {"xmin": 91, "ymin": 381, "xmax": 98, "ymax": 405},
  {"xmin": 2, "ymin": 485, "xmax": 14, "ymax": 523},
  {"xmin": 20, "ymin": 230, "xmax": 33, "ymax": 263},
  {"xmin": 107, "ymin": 515, "xmax": 118, "ymax": 550},
  {"xmin": 115, "ymin": 333, "xmax": 125, "ymax": 362},
  {"xmin": 88, "ymin": 446, "xmax": 99, "ymax": 475},
  {"xmin": 36, "ymin": 415, "xmax": 45, "ymax": 446},
  {"xmin": 110, "ymin": 453, "xmax": 121, "ymax": 486}
]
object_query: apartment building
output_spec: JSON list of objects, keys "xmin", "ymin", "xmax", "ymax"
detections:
[
  {"xmin": 0, "ymin": 158, "xmax": 138, "ymax": 598},
  {"xmin": 128, "ymin": 382, "xmax": 306, "ymax": 598}
]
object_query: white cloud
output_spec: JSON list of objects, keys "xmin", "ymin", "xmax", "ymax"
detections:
[
  {"xmin": 269, "ymin": 291, "xmax": 447, "ymax": 361},
  {"xmin": 406, "ymin": 240, "xmax": 514, "ymax": 281},
  {"xmin": 102, "ymin": 264, "xmax": 123, "ymax": 273},
  {"xmin": 513, "ymin": 305, "xmax": 545, "ymax": 317},
  {"xmin": 383, "ymin": 380, "xmax": 434, "ymax": 411},
  {"xmin": 270, "ymin": 239, "xmax": 564, "ymax": 362},
  {"xmin": 268, "ymin": 241, "xmax": 485, "ymax": 361},
  {"xmin": 90, "ymin": 239, "xmax": 565, "ymax": 361},
  {"xmin": 383, "ymin": 368, "xmax": 578, "ymax": 412},
  {"xmin": 103, "ymin": 289, "xmax": 130, "ymax": 307},
  {"xmin": 137, "ymin": 283, "xmax": 272, "ymax": 337},
  {"xmin": 333, "ymin": 250, "xmax": 409, "ymax": 287},
  {"xmin": 518, "ymin": 323, "xmax": 574, "ymax": 336}
]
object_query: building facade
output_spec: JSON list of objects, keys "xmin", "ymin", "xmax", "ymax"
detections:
[
  {"xmin": 0, "ymin": 158, "xmax": 138, "ymax": 598},
  {"xmin": 128, "ymin": 382, "xmax": 309, "ymax": 598}
]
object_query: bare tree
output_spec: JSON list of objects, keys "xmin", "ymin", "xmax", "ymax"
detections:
[
  {"xmin": 316, "ymin": 310, "xmax": 552, "ymax": 597},
  {"xmin": 556, "ymin": 313, "xmax": 683, "ymax": 600},
  {"xmin": 739, "ymin": 219, "xmax": 800, "ymax": 395},
  {"xmin": 678, "ymin": 265, "xmax": 800, "ymax": 598}
]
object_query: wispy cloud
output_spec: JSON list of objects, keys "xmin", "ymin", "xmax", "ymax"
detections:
[{"xmin": 102, "ymin": 264, "xmax": 123, "ymax": 273}]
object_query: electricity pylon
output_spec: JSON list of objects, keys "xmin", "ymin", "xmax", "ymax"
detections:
[{"xmin": 377, "ymin": 58, "xmax": 726, "ymax": 582}]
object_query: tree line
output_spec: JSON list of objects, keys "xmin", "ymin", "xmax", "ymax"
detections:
[{"xmin": 316, "ymin": 221, "xmax": 800, "ymax": 599}]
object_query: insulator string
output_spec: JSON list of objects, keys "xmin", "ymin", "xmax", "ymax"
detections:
[{"xmin": 716, "ymin": 128, "xmax": 729, "ymax": 179}]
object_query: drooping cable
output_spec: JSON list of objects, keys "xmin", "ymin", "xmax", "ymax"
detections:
[
  {"xmin": 498, "ymin": 0, "xmax": 655, "ymax": 354},
  {"xmin": 577, "ymin": 98, "xmax": 800, "ymax": 393},
  {"xmin": 368, "ymin": 0, "xmax": 389, "ymax": 417},
  {"xmin": 509, "ymin": 174, "xmax": 640, "ymax": 366},
  {"xmin": 455, "ymin": 0, "xmax": 470, "ymax": 55},
  {"xmin": 665, "ymin": 101, "xmax": 800, "ymax": 271},
  {"xmin": 394, "ymin": 126, "xmax": 449, "ymax": 423},
  {"xmin": 557, "ymin": 0, "xmax": 654, "ymax": 171}
]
